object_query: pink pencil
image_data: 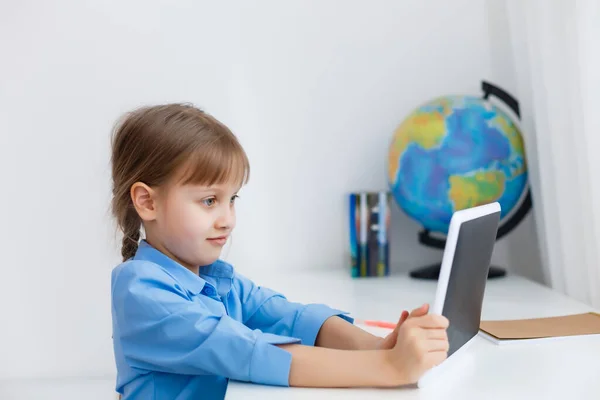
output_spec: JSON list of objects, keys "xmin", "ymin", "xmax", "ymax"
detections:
[{"xmin": 356, "ymin": 319, "xmax": 396, "ymax": 329}]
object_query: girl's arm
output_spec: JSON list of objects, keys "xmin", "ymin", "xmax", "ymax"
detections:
[
  {"xmin": 279, "ymin": 345, "xmax": 393, "ymax": 387},
  {"xmin": 234, "ymin": 272, "xmax": 355, "ymax": 346},
  {"xmin": 279, "ymin": 312, "xmax": 450, "ymax": 388},
  {"xmin": 235, "ymin": 271, "xmax": 416, "ymax": 352},
  {"xmin": 314, "ymin": 315, "xmax": 384, "ymax": 350},
  {"xmin": 315, "ymin": 305, "xmax": 430, "ymax": 351}
]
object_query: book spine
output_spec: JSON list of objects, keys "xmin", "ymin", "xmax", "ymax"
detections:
[
  {"xmin": 349, "ymin": 193, "xmax": 359, "ymax": 278},
  {"xmin": 367, "ymin": 192, "xmax": 379, "ymax": 277},
  {"xmin": 359, "ymin": 192, "xmax": 368, "ymax": 277},
  {"xmin": 377, "ymin": 190, "xmax": 388, "ymax": 277}
]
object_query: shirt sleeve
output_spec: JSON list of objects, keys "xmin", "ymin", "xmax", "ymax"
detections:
[
  {"xmin": 111, "ymin": 263, "xmax": 300, "ymax": 386},
  {"xmin": 234, "ymin": 273, "xmax": 354, "ymax": 346}
]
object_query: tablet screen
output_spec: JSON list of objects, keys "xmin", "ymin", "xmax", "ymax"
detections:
[{"xmin": 442, "ymin": 212, "xmax": 499, "ymax": 356}]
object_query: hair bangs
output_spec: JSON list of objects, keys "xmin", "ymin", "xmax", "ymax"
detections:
[{"xmin": 178, "ymin": 136, "xmax": 250, "ymax": 188}]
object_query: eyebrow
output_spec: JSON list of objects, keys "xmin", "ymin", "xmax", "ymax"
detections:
[{"xmin": 188, "ymin": 185, "xmax": 240, "ymax": 195}]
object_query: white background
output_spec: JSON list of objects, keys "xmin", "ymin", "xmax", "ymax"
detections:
[{"xmin": 0, "ymin": 0, "xmax": 542, "ymax": 379}]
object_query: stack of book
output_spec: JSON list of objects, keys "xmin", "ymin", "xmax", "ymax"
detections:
[{"xmin": 348, "ymin": 191, "xmax": 391, "ymax": 278}]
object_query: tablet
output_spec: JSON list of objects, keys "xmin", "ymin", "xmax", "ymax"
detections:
[{"xmin": 417, "ymin": 202, "xmax": 501, "ymax": 388}]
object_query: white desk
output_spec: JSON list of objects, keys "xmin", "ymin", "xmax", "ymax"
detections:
[
  {"xmin": 226, "ymin": 269, "xmax": 600, "ymax": 400},
  {"xmin": 1, "ymin": 269, "xmax": 598, "ymax": 400}
]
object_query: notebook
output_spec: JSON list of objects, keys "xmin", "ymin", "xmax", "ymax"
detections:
[{"xmin": 479, "ymin": 312, "xmax": 600, "ymax": 345}]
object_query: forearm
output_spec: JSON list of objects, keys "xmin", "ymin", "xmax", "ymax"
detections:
[
  {"xmin": 277, "ymin": 344, "xmax": 398, "ymax": 388},
  {"xmin": 315, "ymin": 316, "xmax": 383, "ymax": 350}
]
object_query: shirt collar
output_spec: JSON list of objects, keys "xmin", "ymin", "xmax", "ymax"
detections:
[
  {"xmin": 133, "ymin": 240, "xmax": 234, "ymax": 297},
  {"xmin": 200, "ymin": 260, "xmax": 234, "ymax": 279},
  {"xmin": 200, "ymin": 260, "xmax": 235, "ymax": 298},
  {"xmin": 134, "ymin": 240, "xmax": 206, "ymax": 295}
]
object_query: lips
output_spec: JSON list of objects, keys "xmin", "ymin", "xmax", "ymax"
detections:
[{"xmin": 207, "ymin": 236, "xmax": 228, "ymax": 246}]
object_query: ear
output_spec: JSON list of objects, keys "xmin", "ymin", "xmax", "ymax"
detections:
[{"xmin": 130, "ymin": 182, "xmax": 158, "ymax": 222}]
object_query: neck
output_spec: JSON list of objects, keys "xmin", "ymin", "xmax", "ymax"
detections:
[{"xmin": 144, "ymin": 236, "xmax": 200, "ymax": 275}]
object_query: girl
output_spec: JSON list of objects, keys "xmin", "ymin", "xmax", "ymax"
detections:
[{"xmin": 110, "ymin": 103, "xmax": 449, "ymax": 399}]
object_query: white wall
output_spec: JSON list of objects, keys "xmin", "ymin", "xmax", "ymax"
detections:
[{"xmin": 0, "ymin": 0, "xmax": 539, "ymax": 379}]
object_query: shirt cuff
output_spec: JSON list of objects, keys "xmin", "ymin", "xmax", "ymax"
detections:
[
  {"xmin": 292, "ymin": 304, "xmax": 354, "ymax": 346},
  {"xmin": 249, "ymin": 332, "xmax": 300, "ymax": 386}
]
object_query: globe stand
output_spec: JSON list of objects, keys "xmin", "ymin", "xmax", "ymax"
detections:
[{"xmin": 407, "ymin": 80, "xmax": 532, "ymax": 281}]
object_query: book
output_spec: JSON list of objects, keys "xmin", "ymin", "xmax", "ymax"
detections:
[
  {"xmin": 348, "ymin": 193, "xmax": 360, "ymax": 278},
  {"xmin": 348, "ymin": 192, "xmax": 369, "ymax": 278},
  {"xmin": 479, "ymin": 312, "xmax": 600, "ymax": 345},
  {"xmin": 366, "ymin": 192, "xmax": 379, "ymax": 277}
]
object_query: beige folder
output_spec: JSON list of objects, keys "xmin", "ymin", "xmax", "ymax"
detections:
[{"xmin": 479, "ymin": 312, "xmax": 600, "ymax": 344}]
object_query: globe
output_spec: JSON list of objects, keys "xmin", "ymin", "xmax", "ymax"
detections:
[{"xmin": 387, "ymin": 95, "xmax": 528, "ymax": 235}]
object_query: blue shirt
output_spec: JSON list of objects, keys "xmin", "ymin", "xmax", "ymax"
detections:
[{"xmin": 111, "ymin": 240, "xmax": 353, "ymax": 399}]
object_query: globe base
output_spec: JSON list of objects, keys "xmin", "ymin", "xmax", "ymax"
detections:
[{"xmin": 409, "ymin": 263, "xmax": 506, "ymax": 280}]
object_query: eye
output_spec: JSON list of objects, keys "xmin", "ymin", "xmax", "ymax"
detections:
[
  {"xmin": 202, "ymin": 197, "xmax": 216, "ymax": 207},
  {"xmin": 230, "ymin": 195, "xmax": 239, "ymax": 204}
]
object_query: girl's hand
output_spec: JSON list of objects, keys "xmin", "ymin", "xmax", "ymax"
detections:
[
  {"xmin": 383, "ymin": 311, "xmax": 449, "ymax": 385},
  {"xmin": 378, "ymin": 303, "xmax": 430, "ymax": 350}
]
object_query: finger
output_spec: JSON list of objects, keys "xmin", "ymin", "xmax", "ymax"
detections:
[
  {"xmin": 426, "ymin": 329, "xmax": 448, "ymax": 341},
  {"xmin": 412, "ymin": 314, "xmax": 449, "ymax": 329},
  {"xmin": 424, "ymin": 337, "xmax": 450, "ymax": 352},
  {"xmin": 409, "ymin": 303, "xmax": 429, "ymax": 317}
]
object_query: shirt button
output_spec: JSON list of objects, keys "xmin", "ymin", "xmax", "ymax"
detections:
[{"xmin": 204, "ymin": 287, "xmax": 215, "ymax": 296}]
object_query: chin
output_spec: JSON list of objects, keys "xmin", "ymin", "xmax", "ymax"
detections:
[{"xmin": 196, "ymin": 253, "xmax": 221, "ymax": 267}]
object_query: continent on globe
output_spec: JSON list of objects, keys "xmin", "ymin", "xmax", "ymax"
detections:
[
  {"xmin": 448, "ymin": 171, "xmax": 505, "ymax": 211},
  {"xmin": 387, "ymin": 100, "xmax": 449, "ymax": 183}
]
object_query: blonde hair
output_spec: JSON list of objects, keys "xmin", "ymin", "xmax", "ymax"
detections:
[{"xmin": 110, "ymin": 103, "xmax": 249, "ymax": 261}]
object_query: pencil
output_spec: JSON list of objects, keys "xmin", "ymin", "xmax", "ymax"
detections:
[{"xmin": 356, "ymin": 319, "xmax": 396, "ymax": 329}]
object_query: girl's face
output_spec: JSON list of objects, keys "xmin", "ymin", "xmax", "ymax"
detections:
[{"xmin": 136, "ymin": 180, "xmax": 240, "ymax": 273}]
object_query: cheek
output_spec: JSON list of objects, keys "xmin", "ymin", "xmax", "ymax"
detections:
[
  {"xmin": 231, "ymin": 209, "xmax": 237, "ymax": 228},
  {"xmin": 159, "ymin": 203, "xmax": 189, "ymax": 232},
  {"xmin": 166, "ymin": 204, "xmax": 212, "ymax": 237}
]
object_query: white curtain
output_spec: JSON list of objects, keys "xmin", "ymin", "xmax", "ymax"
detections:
[{"xmin": 505, "ymin": 0, "xmax": 600, "ymax": 308}]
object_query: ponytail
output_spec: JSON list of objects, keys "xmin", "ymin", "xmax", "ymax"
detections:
[{"xmin": 120, "ymin": 207, "xmax": 141, "ymax": 261}]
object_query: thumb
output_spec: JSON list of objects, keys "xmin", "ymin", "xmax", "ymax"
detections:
[
  {"xmin": 397, "ymin": 310, "xmax": 409, "ymax": 327},
  {"xmin": 391, "ymin": 310, "xmax": 409, "ymax": 338},
  {"xmin": 381, "ymin": 311, "xmax": 409, "ymax": 350},
  {"xmin": 390, "ymin": 311, "xmax": 409, "ymax": 335},
  {"xmin": 400, "ymin": 310, "xmax": 410, "ymax": 322}
]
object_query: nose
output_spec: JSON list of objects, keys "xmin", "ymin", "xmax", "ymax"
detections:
[{"xmin": 215, "ymin": 203, "xmax": 235, "ymax": 230}]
